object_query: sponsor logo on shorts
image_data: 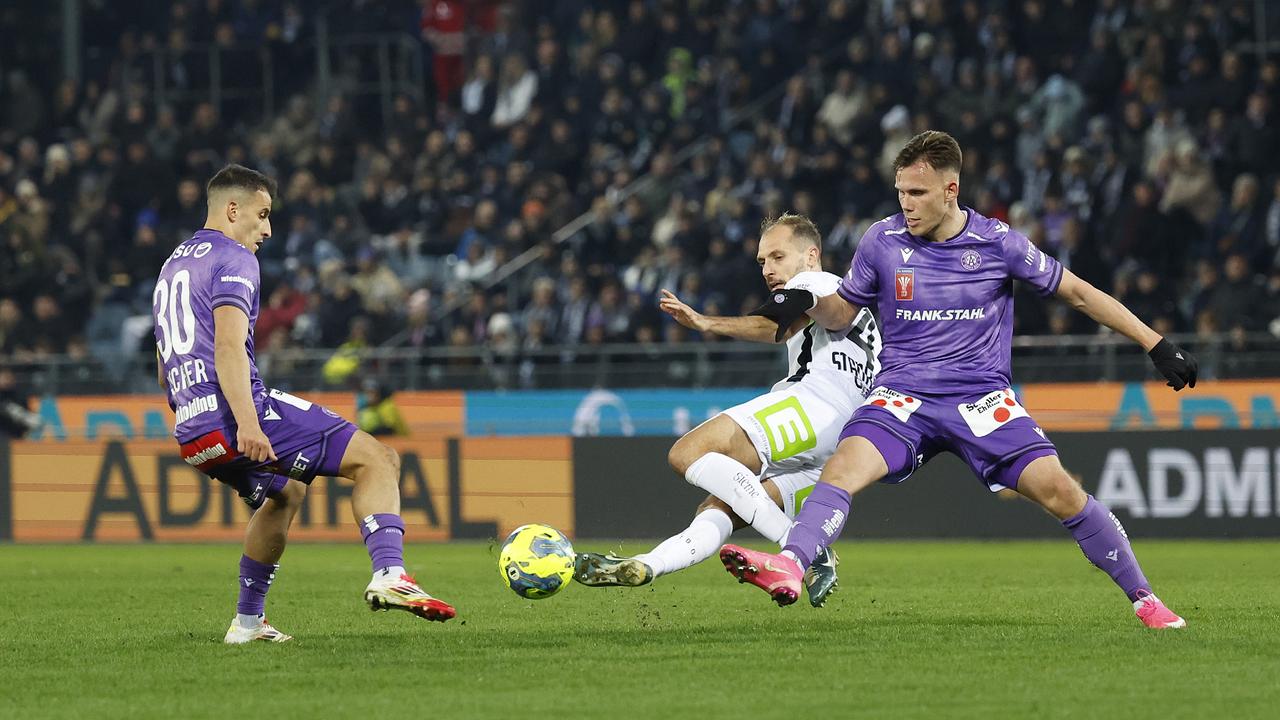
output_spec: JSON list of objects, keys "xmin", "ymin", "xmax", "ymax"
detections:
[
  {"xmin": 753, "ymin": 396, "xmax": 817, "ymax": 462},
  {"xmin": 894, "ymin": 268, "xmax": 914, "ymax": 301},
  {"xmin": 961, "ymin": 249, "xmax": 982, "ymax": 271},
  {"xmin": 289, "ymin": 451, "xmax": 312, "ymax": 480},
  {"xmin": 862, "ymin": 387, "xmax": 922, "ymax": 423},
  {"xmin": 184, "ymin": 443, "xmax": 227, "ymax": 467},
  {"xmin": 179, "ymin": 429, "xmax": 239, "ymax": 471},
  {"xmin": 245, "ymin": 481, "xmax": 266, "ymax": 507},
  {"xmin": 956, "ymin": 388, "xmax": 1030, "ymax": 438},
  {"xmin": 174, "ymin": 393, "xmax": 219, "ymax": 426}
]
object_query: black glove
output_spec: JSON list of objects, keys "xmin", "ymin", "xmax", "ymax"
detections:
[
  {"xmin": 1148, "ymin": 338, "xmax": 1197, "ymax": 391},
  {"xmin": 749, "ymin": 288, "xmax": 816, "ymax": 341}
]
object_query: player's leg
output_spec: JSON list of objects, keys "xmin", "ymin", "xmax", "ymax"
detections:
[
  {"xmin": 778, "ymin": 432, "xmax": 893, "ymax": 567},
  {"xmin": 210, "ymin": 466, "xmax": 299, "ymax": 644},
  {"xmin": 337, "ymin": 429, "xmax": 455, "ymax": 622},
  {"xmin": 1014, "ymin": 454, "xmax": 1184, "ymax": 628},
  {"xmin": 257, "ymin": 388, "xmax": 454, "ymax": 621},
  {"xmin": 671, "ymin": 411, "xmax": 790, "ymax": 544},
  {"xmin": 722, "ymin": 406, "xmax": 917, "ymax": 606},
  {"xmin": 576, "ymin": 484, "xmax": 778, "ymax": 586}
]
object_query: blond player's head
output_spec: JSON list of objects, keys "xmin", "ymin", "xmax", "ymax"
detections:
[
  {"xmin": 757, "ymin": 213, "xmax": 822, "ymax": 290},
  {"xmin": 893, "ymin": 131, "xmax": 963, "ymax": 240},
  {"xmin": 205, "ymin": 164, "xmax": 277, "ymax": 253}
]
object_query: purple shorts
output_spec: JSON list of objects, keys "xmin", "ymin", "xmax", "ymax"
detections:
[
  {"xmin": 838, "ymin": 385, "xmax": 1057, "ymax": 491},
  {"xmin": 179, "ymin": 388, "xmax": 358, "ymax": 509}
]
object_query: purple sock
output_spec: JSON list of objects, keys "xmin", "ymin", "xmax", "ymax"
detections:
[
  {"xmin": 360, "ymin": 513, "xmax": 405, "ymax": 574},
  {"xmin": 782, "ymin": 483, "xmax": 852, "ymax": 569},
  {"xmin": 1063, "ymin": 495, "xmax": 1151, "ymax": 602},
  {"xmin": 237, "ymin": 555, "xmax": 278, "ymax": 616}
]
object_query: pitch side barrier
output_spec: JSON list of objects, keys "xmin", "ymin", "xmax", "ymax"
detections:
[
  {"xmin": 2, "ymin": 430, "xmax": 1278, "ymax": 542},
  {"xmin": 574, "ymin": 432, "xmax": 1280, "ymax": 539}
]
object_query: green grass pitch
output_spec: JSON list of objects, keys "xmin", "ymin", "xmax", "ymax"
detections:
[{"xmin": 2, "ymin": 540, "xmax": 1277, "ymax": 719}]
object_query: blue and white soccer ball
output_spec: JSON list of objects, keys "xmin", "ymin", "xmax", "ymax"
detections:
[{"xmin": 499, "ymin": 524, "xmax": 576, "ymax": 600}]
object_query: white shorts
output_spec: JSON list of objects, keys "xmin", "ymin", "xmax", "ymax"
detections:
[
  {"xmin": 720, "ymin": 381, "xmax": 856, "ymax": 515},
  {"xmin": 768, "ymin": 466, "xmax": 823, "ymax": 517}
]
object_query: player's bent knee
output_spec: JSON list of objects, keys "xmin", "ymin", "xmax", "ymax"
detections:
[
  {"xmin": 821, "ymin": 439, "xmax": 887, "ymax": 493},
  {"xmin": 340, "ymin": 431, "xmax": 399, "ymax": 484},
  {"xmin": 668, "ymin": 435, "xmax": 702, "ymax": 476},
  {"xmin": 382, "ymin": 443, "xmax": 401, "ymax": 474},
  {"xmin": 269, "ymin": 478, "xmax": 307, "ymax": 509}
]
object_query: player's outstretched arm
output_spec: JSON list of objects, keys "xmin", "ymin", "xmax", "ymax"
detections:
[
  {"xmin": 808, "ymin": 292, "xmax": 860, "ymax": 332},
  {"xmin": 213, "ymin": 305, "xmax": 277, "ymax": 461},
  {"xmin": 1055, "ymin": 268, "xmax": 1198, "ymax": 390},
  {"xmin": 659, "ymin": 289, "xmax": 803, "ymax": 343}
]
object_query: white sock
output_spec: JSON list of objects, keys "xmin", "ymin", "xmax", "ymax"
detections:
[
  {"xmin": 375, "ymin": 565, "xmax": 406, "ymax": 581},
  {"xmin": 684, "ymin": 453, "xmax": 792, "ymax": 544},
  {"xmin": 237, "ymin": 613, "xmax": 263, "ymax": 629},
  {"xmin": 635, "ymin": 508, "xmax": 734, "ymax": 578}
]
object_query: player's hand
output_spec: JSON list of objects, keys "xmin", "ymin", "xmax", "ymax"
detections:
[
  {"xmin": 750, "ymin": 288, "xmax": 816, "ymax": 341},
  {"xmin": 1148, "ymin": 338, "xmax": 1198, "ymax": 391},
  {"xmin": 237, "ymin": 424, "xmax": 278, "ymax": 463},
  {"xmin": 659, "ymin": 289, "xmax": 709, "ymax": 332}
]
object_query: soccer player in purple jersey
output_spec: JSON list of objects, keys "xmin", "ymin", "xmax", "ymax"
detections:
[
  {"xmin": 153, "ymin": 165, "xmax": 455, "ymax": 643},
  {"xmin": 722, "ymin": 132, "xmax": 1197, "ymax": 628}
]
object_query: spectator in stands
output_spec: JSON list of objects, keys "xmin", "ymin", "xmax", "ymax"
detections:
[{"xmin": 1, "ymin": 0, "xmax": 1277, "ymax": 391}]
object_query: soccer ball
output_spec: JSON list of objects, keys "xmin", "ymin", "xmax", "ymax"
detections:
[{"xmin": 499, "ymin": 524, "xmax": 576, "ymax": 599}]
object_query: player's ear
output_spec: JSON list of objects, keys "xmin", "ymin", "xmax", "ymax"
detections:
[{"xmin": 226, "ymin": 199, "xmax": 238, "ymax": 223}]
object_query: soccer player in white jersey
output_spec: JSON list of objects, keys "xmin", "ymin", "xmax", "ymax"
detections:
[
  {"xmin": 727, "ymin": 131, "xmax": 1196, "ymax": 627},
  {"xmin": 574, "ymin": 214, "xmax": 880, "ymax": 607}
]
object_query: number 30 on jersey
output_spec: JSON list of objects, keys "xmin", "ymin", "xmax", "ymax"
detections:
[{"xmin": 154, "ymin": 269, "xmax": 197, "ymax": 361}]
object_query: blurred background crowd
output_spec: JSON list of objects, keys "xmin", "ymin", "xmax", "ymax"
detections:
[{"xmin": 1, "ymin": 0, "xmax": 1279, "ymax": 392}]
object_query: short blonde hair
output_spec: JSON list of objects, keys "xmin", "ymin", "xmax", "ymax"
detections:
[{"xmin": 760, "ymin": 212, "xmax": 822, "ymax": 250}]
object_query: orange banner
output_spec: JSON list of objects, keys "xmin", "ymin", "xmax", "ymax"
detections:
[
  {"xmin": 28, "ymin": 391, "xmax": 464, "ymax": 441},
  {"xmin": 5, "ymin": 436, "xmax": 570, "ymax": 543},
  {"xmin": 1017, "ymin": 379, "xmax": 1280, "ymax": 431}
]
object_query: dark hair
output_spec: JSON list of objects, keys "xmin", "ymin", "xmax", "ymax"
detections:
[
  {"xmin": 760, "ymin": 212, "xmax": 822, "ymax": 250},
  {"xmin": 206, "ymin": 164, "xmax": 277, "ymax": 202},
  {"xmin": 893, "ymin": 130, "xmax": 963, "ymax": 174}
]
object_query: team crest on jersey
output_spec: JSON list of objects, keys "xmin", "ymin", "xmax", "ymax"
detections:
[
  {"xmin": 894, "ymin": 268, "xmax": 914, "ymax": 301},
  {"xmin": 961, "ymin": 249, "xmax": 982, "ymax": 271}
]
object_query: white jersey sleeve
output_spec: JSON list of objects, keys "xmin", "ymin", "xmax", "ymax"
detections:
[{"xmin": 775, "ymin": 271, "xmax": 880, "ymax": 401}]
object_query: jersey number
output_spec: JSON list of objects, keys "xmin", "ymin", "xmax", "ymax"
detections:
[{"xmin": 154, "ymin": 269, "xmax": 196, "ymax": 361}]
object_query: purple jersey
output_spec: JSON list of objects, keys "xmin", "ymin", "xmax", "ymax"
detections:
[
  {"xmin": 838, "ymin": 208, "xmax": 1063, "ymax": 393},
  {"xmin": 153, "ymin": 229, "xmax": 266, "ymax": 442}
]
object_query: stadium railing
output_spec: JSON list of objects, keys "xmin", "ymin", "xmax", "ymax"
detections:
[{"xmin": 8, "ymin": 332, "xmax": 1279, "ymax": 395}]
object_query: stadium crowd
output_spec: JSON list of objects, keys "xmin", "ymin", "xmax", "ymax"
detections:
[{"xmin": 1, "ymin": 0, "xmax": 1280, "ymax": 387}]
